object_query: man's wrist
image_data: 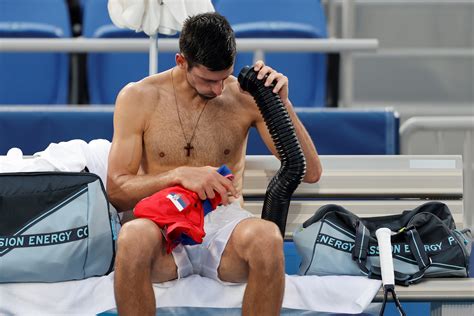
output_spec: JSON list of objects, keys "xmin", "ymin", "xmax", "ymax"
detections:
[
  {"xmin": 170, "ymin": 167, "xmax": 182, "ymax": 186},
  {"xmin": 282, "ymin": 99, "xmax": 293, "ymax": 109},
  {"xmin": 283, "ymin": 100, "xmax": 296, "ymax": 116}
]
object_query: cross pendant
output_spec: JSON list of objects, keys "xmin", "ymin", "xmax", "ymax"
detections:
[{"xmin": 184, "ymin": 143, "xmax": 194, "ymax": 157}]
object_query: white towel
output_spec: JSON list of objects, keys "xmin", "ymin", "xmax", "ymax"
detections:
[
  {"xmin": 0, "ymin": 147, "xmax": 57, "ymax": 172},
  {"xmin": 0, "ymin": 273, "xmax": 381, "ymax": 315},
  {"xmin": 0, "ymin": 139, "xmax": 111, "ymax": 187},
  {"xmin": 108, "ymin": 0, "xmax": 215, "ymax": 36}
]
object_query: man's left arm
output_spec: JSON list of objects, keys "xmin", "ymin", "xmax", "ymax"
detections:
[{"xmin": 251, "ymin": 61, "xmax": 322, "ymax": 183}]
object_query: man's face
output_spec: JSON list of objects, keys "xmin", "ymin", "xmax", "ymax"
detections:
[{"xmin": 186, "ymin": 63, "xmax": 234, "ymax": 99}]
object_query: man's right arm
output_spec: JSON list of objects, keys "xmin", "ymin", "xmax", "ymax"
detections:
[{"xmin": 106, "ymin": 84, "xmax": 179, "ymax": 212}]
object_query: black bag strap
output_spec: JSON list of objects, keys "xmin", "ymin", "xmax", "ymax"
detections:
[
  {"xmin": 352, "ymin": 220, "xmax": 371, "ymax": 275},
  {"xmin": 370, "ymin": 265, "xmax": 428, "ymax": 286},
  {"xmin": 403, "ymin": 226, "xmax": 431, "ymax": 283}
]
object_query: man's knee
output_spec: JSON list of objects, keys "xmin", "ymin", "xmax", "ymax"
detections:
[
  {"xmin": 238, "ymin": 219, "xmax": 284, "ymax": 264},
  {"xmin": 116, "ymin": 219, "xmax": 162, "ymax": 264}
]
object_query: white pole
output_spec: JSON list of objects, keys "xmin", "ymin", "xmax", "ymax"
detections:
[
  {"xmin": 149, "ymin": 34, "xmax": 158, "ymax": 75},
  {"xmin": 328, "ymin": 0, "xmax": 337, "ymax": 38},
  {"xmin": 464, "ymin": 131, "xmax": 473, "ymax": 230},
  {"xmin": 341, "ymin": 0, "xmax": 355, "ymax": 108}
]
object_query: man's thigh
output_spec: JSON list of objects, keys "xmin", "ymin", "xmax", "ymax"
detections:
[
  {"xmin": 150, "ymin": 237, "xmax": 179, "ymax": 283},
  {"xmin": 217, "ymin": 218, "xmax": 261, "ymax": 283}
]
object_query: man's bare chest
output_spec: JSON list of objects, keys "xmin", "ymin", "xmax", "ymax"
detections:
[{"xmin": 142, "ymin": 103, "xmax": 249, "ymax": 168}]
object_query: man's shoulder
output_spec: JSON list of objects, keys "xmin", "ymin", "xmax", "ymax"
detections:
[
  {"xmin": 123, "ymin": 72, "xmax": 169, "ymax": 98},
  {"xmin": 224, "ymin": 76, "xmax": 245, "ymax": 99},
  {"xmin": 224, "ymin": 75, "xmax": 256, "ymax": 108},
  {"xmin": 225, "ymin": 75, "xmax": 238, "ymax": 88},
  {"xmin": 116, "ymin": 71, "xmax": 171, "ymax": 109}
]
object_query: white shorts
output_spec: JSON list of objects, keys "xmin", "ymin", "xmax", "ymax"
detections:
[{"xmin": 171, "ymin": 201, "xmax": 254, "ymax": 284}]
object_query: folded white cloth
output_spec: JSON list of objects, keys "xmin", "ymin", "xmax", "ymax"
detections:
[
  {"xmin": 0, "ymin": 147, "xmax": 57, "ymax": 172},
  {"xmin": 0, "ymin": 139, "xmax": 111, "ymax": 187},
  {"xmin": 108, "ymin": 0, "xmax": 215, "ymax": 36},
  {"xmin": 0, "ymin": 273, "xmax": 381, "ymax": 315}
]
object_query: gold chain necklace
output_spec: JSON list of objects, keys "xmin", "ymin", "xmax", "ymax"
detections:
[{"xmin": 171, "ymin": 67, "xmax": 209, "ymax": 157}]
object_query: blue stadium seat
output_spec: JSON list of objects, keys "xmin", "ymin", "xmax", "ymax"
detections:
[
  {"xmin": 215, "ymin": 0, "xmax": 328, "ymax": 107},
  {"xmin": 284, "ymin": 241, "xmax": 300, "ymax": 275},
  {"xmin": 0, "ymin": 0, "xmax": 71, "ymax": 105},
  {"xmin": 0, "ymin": 107, "xmax": 114, "ymax": 155},
  {"xmin": 247, "ymin": 108, "xmax": 399, "ymax": 155},
  {"xmin": 82, "ymin": 0, "xmax": 177, "ymax": 105}
]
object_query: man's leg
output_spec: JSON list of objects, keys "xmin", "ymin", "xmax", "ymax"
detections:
[
  {"xmin": 218, "ymin": 218, "xmax": 285, "ymax": 316},
  {"xmin": 114, "ymin": 218, "xmax": 178, "ymax": 316}
]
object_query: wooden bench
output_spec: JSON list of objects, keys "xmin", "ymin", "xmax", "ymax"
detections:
[{"xmin": 243, "ymin": 155, "xmax": 473, "ymax": 316}]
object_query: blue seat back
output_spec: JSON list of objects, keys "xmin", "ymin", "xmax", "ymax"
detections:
[
  {"xmin": 247, "ymin": 109, "xmax": 399, "ymax": 155},
  {"xmin": 0, "ymin": 0, "xmax": 71, "ymax": 105},
  {"xmin": 83, "ymin": 0, "xmax": 176, "ymax": 104},
  {"xmin": 215, "ymin": 0, "xmax": 327, "ymax": 107},
  {"xmin": 0, "ymin": 107, "xmax": 114, "ymax": 155},
  {"xmin": 284, "ymin": 241, "xmax": 300, "ymax": 275}
]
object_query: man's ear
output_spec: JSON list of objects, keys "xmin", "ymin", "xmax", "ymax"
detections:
[{"xmin": 176, "ymin": 53, "xmax": 186, "ymax": 69}]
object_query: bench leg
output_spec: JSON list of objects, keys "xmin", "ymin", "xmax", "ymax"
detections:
[{"xmin": 431, "ymin": 302, "xmax": 474, "ymax": 316}]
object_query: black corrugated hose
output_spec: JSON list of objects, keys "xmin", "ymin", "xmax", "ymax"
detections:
[{"xmin": 238, "ymin": 66, "xmax": 306, "ymax": 236}]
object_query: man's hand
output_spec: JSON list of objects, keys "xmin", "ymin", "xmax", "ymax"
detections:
[
  {"xmin": 253, "ymin": 60, "xmax": 289, "ymax": 105},
  {"xmin": 174, "ymin": 166, "xmax": 239, "ymax": 205}
]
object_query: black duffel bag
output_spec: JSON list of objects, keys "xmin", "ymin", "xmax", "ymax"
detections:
[
  {"xmin": 0, "ymin": 172, "xmax": 121, "ymax": 283},
  {"xmin": 293, "ymin": 201, "xmax": 472, "ymax": 285}
]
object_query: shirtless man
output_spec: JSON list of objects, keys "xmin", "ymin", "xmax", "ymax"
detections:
[{"xmin": 107, "ymin": 12, "xmax": 322, "ymax": 315}]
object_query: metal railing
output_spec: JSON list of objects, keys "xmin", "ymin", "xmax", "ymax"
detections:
[
  {"xmin": 400, "ymin": 116, "xmax": 474, "ymax": 230},
  {"xmin": 0, "ymin": 38, "xmax": 378, "ymax": 53}
]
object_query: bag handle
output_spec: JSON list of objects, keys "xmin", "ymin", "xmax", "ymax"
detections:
[
  {"xmin": 402, "ymin": 226, "xmax": 431, "ymax": 283},
  {"xmin": 352, "ymin": 222, "xmax": 432, "ymax": 285},
  {"xmin": 352, "ymin": 220, "xmax": 371, "ymax": 275}
]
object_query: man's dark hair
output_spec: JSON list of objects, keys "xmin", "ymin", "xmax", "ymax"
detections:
[{"xmin": 179, "ymin": 12, "xmax": 236, "ymax": 71}]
